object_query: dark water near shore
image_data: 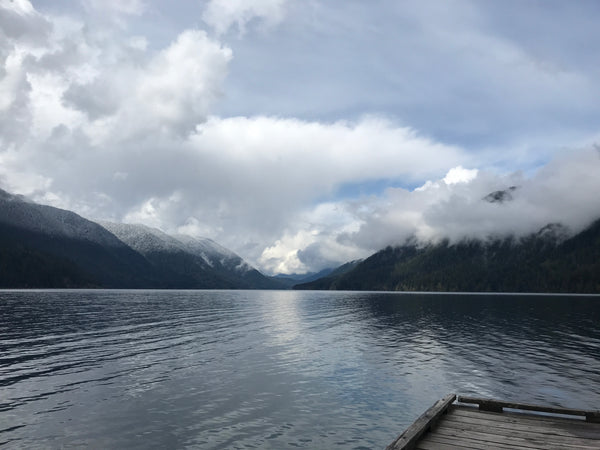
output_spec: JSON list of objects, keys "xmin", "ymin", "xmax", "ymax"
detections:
[{"xmin": 1, "ymin": 290, "xmax": 599, "ymax": 449}]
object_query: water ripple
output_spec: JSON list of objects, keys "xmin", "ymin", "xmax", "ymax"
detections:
[{"xmin": 1, "ymin": 290, "xmax": 599, "ymax": 448}]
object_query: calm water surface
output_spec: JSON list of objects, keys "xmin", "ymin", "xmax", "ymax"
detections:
[{"xmin": 1, "ymin": 290, "xmax": 599, "ymax": 448}]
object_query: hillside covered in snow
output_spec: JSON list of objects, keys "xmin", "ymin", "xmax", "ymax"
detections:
[{"xmin": 0, "ymin": 188, "xmax": 282, "ymax": 289}]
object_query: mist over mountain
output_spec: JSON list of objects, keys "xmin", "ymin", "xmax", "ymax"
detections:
[
  {"xmin": 295, "ymin": 218, "xmax": 600, "ymax": 293},
  {"xmin": 483, "ymin": 186, "xmax": 518, "ymax": 204},
  {"xmin": 287, "ymin": 153, "xmax": 600, "ymax": 293}
]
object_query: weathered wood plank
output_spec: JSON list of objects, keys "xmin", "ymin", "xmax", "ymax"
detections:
[
  {"xmin": 444, "ymin": 419, "xmax": 597, "ymax": 442},
  {"xmin": 389, "ymin": 395, "xmax": 600, "ymax": 450},
  {"xmin": 458, "ymin": 395, "xmax": 600, "ymax": 422},
  {"xmin": 433, "ymin": 425, "xmax": 600, "ymax": 450},
  {"xmin": 386, "ymin": 393, "xmax": 456, "ymax": 450},
  {"xmin": 416, "ymin": 435, "xmax": 488, "ymax": 450},
  {"xmin": 420, "ymin": 433, "xmax": 533, "ymax": 450},
  {"xmin": 416, "ymin": 440, "xmax": 475, "ymax": 450},
  {"xmin": 439, "ymin": 417, "xmax": 600, "ymax": 447},
  {"xmin": 450, "ymin": 406, "xmax": 600, "ymax": 435},
  {"xmin": 452, "ymin": 405, "xmax": 591, "ymax": 426},
  {"xmin": 444, "ymin": 410, "xmax": 600, "ymax": 440},
  {"xmin": 433, "ymin": 429, "xmax": 567, "ymax": 450}
]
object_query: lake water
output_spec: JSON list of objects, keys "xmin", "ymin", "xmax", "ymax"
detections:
[{"xmin": 1, "ymin": 290, "xmax": 599, "ymax": 449}]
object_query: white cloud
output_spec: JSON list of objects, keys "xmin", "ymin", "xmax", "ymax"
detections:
[
  {"xmin": 0, "ymin": 0, "xmax": 471, "ymax": 272},
  {"xmin": 189, "ymin": 115, "xmax": 468, "ymax": 191},
  {"xmin": 340, "ymin": 147, "xmax": 600, "ymax": 250},
  {"xmin": 0, "ymin": 0, "xmax": 34, "ymax": 14},
  {"xmin": 2, "ymin": 5, "xmax": 233, "ymax": 148},
  {"xmin": 217, "ymin": 0, "xmax": 600, "ymax": 164},
  {"xmin": 1, "ymin": 1, "xmax": 600, "ymax": 276},
  {"xmin": 0, "ymin": 3, "xmax": 231, "ymax": 201},
  {"xmin": 443, "ymin": 166, "xmax": 478, "ymax": 185},
  {"xmin": 252, "ymin": 147, "xmax": 600, "ymax": 273},
  {"xmin": 257, "ymin": 201, "xmax": 364, "ymax": 274},
  {"xmin": 61, "ymin": 29, "xmax": 232, "ymax": 141},
  {"xmin": 202, "ymin": 0, "xmax": 288, "ymax": 35},
  {"xmin": 260, "ymin": 231, "xmax": 311, "ymax": 274},
  {"xmin": 132, "ymin": 30, "xmax": 231, "ymax": 136}
]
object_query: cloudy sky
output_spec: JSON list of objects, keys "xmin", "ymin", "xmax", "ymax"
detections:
[{"xmin": 1, "ymin": 0, "xmax": 600, "ymax": 274}]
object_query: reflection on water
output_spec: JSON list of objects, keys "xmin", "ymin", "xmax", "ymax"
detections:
[{"xmin": 1, "ymin": 290, "xmax": 599, "ymax": 448}]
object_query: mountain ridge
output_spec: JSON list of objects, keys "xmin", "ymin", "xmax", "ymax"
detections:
[
  {"xmin": 294, "ymin": 218, "xmax": 600, "ymax": 293},
  {"xmin": 101, "ymin": 222, "xmax": 280, "ymax": 289},
  {"xmin": 2, "ymin": 187, "xmax": 599, "ymax": 292},
  {"xmin": 0, "ymin": 188, "xmax": 280, "ymax": 289}
]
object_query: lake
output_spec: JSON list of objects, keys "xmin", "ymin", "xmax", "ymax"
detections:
[{"xmin": 1, "ymin": 290, "xmax": 599, "ymax": 448}]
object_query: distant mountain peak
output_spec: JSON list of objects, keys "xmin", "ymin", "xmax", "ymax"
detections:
[
  {"xmin": 536, "ymin": 222, "xmax": 570, "ymax": 243},
  {"xmin": 99, "ymin": 221, "xmax": 264, "ymax": 286},
  {"xmin": 484, "ymin": 186, "xmax": 518, "ymax": 204},
  {"xmin": 174, "ymin": 233, "xmax": 253, "ymax": 273},
  {"xmin": 0, "ymin": 188, "xmax": 28, "ymax": 203},
  {"xmin": 0, "ymin": 190, "xmax": 128, "ymax": 247}
]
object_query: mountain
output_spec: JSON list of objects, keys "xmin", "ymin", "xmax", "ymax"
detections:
[
  {"xmin": 295, "ymin": 220, "xmax": 600, "ymax": 293},
  {"xmin": 271, "ymin": 268, "xmax": 337, "ymax": 288},
  {"xmin": 175, "ymin": 234, "xmax": 284, "ymax": 289},
  {"xmin": 292, "ymin": 260, "xmax": 362, "ymax": 290},
  {"xmin": 5, "ymin": 185, "xmax": 598, "ymax": 292},
  {"xmin": 483, "ymin": 186, "xmax": 518, "ymax": 203},
  {"xmin": 101, "ymin": 222, "xmax": 280, "ymax": 289},
  {"xmin": 0, "ymin": 188, "xmax": 279, "ymax": 289},
  {"xmin": 0, "ymin": 189, "xmax": 157, "ymax": 288}
]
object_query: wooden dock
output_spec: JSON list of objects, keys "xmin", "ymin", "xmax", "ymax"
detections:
[{"xmin": 386, "ymin": 394, "xmax": 600, "ymax": 450}]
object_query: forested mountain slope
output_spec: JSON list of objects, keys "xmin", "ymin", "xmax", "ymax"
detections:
[{"xmin": 295, "ymin": 220, "xmax": 600, "ymax": 293}]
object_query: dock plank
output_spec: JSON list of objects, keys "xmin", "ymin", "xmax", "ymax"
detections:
[
  {"xmin": 437, "ymin": 417, "xmax": 600, "ymax": 449},
  {"xmin": 444, "ymin": 412, "xmax": 600, "ymax": 441},
  {"xmin": 387, "ymin": 394, "xmax": 600, "ymax": 450},
  {"xmin": 458, "ymin": 396, "xmax": 600, "ymax": 422},
  {"xmin": 452, "ymin": 405, "xmax": 589, "ymax": 425},
  {"xmin": 416, "ymin": 436, "xmax": 490, "ymax": 450},
  {"xmin": 386, "ymin": 394, "xmax": 456, "ymax": 450},
  {"xmin": 433, "ymin": 425, "xmax": 600, "ymax": 450},
  {"xmin": 450, "ymin": 407, "xmax": 600, "ymax": 438},
  {"xmin": 419, "ymin": 433, "xmax": 533, "ymax": 450}
]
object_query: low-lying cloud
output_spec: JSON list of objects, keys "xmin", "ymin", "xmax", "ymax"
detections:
[{"xmin": 259, "ymin": 147, "xmax": 600, "ymax": 274}]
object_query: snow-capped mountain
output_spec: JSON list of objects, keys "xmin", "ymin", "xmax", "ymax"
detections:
[
  {"xmin": 100, "ymin": 222, "xmax": 278, "ymax": 289},
  {"xmin": 0, "ymin": 188, "xmax": 280, "ymax": 289},
  {"xmin": 0, "ymin": 188, "xmax": 156, "ymax": 287},
  {"xmin": 100, "ymin": 222, "xmax": 190, "ymax": 255},
  {"xmin": 174, "ymin": 234, "xmax": 252, "ymax": 273},
  {"xmin": 0, "ymin": 188, "xmax": 127, "ymax": 248}
]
